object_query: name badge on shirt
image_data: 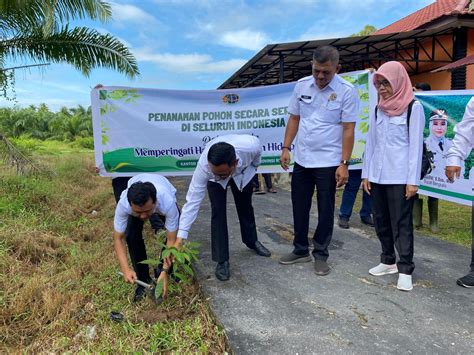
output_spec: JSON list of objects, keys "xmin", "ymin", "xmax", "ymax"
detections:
[{"xmin": 300, "ymin": 95, "xmax": 312, "ymax": 100}]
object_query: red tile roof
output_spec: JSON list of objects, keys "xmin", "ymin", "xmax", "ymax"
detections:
[
  {"xmin": 431, "ymin": 53, "xmax": 474, "ymax": 72},
  {"xmin": 374, "ymin": 0, "xmax": 472, "ymax": 35}
]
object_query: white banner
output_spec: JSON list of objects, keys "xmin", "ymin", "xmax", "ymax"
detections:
[
  {"xmin": 91, "ymin": 70, "xmax": 372, "ymax": 176},
  {"xmin": 91, "ymin": 74, "xmax": 473, "ymax": 206},
  {"xmin": 415, "ymin": 90, "xmax": 473, "ymax": 206}
]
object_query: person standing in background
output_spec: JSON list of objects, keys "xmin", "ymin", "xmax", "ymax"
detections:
[
  {"xmin": 338, "ymin": 169, "xmax": 374, "ymax": 229},
  {"xmin": 363, "ymin": 62, "xmax": 425, "ymax": 292},
  {"xmin": 253, "ymin": 173, "xmax": 277, "ymax": 194},
  {"xmin": 445, "ymin": 97, "xmax": 474, "ymax": 288}
]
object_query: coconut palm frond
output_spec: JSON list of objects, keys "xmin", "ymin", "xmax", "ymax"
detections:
[
  {"xmin": 1, "ymin": 26, "xmax": 139, "ymax": 78},
  {"xmin": 0, "ymin": 0, "xmax": 112, "ymax": 36}
]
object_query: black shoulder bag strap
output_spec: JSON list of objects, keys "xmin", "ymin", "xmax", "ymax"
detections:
[{"xmin": 375, "ymin": 99, "xmax": 416, "ymax": 125}]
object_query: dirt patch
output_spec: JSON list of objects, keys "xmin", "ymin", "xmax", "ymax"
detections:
[{"xmin": 263, "ymin": 216, "xmax": 294, "ymax": 241}]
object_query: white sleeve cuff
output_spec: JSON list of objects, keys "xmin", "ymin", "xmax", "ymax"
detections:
[
  {"xmin": 446, "ymin": 156, "xmax": 462, "ymax": 167},
  {"xmin": 177, "ymin": 230, "xmax": 189, "ymax": 239}
]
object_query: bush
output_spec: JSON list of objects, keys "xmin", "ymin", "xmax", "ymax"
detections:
[{"xmin": 72, "ymin": 137, "xmax": 94, "ymax": 149}]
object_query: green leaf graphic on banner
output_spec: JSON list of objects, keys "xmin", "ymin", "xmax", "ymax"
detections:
[
  {"xmin": 100, "ymin": 121, "xmax": 109, "ymax": 145},
  {"xmin": 341, "ymin": 75, "xmax": 357, "ymax": 85},
  {"xmin": 99, "ymin": 89, "xmax": 143, "ymax": 116},
  {"xmin": 99, "ymin": 90, "xmax": 108, "ymax": 100},
  {"xmin": 359, "ymin": 92, "xmax": 369, "ymax": 102},
  {"xmin": 109, "ymin": 90, "xmax": 128, "ymax": 100},
  {"xmin": 357, "ymin": 74, "xmax": 368, "ymax": 86},
  {"xmin": 111, "ymin": 162, "xmax": 132, "ymax": 171},
  {"xmin": 359, "ymin": 121, "xmax": 369, "ymax": 134}
]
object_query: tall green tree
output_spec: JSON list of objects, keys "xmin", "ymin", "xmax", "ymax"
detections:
[
  {"xmin": 0, "ymin": 0, "xmax": 140, "ymax": 98},
  {"xmin": 351, "ymin": 25, "xmax": 377, "ymax": 37},
  {"xmin": 0, "ymin": 0, "xmax": 140, "ymax": 173}
]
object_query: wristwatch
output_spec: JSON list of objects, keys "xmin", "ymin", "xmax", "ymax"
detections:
[{"xmin": 340, "ymin": 160, "xmax": 350, "ymax": 166}]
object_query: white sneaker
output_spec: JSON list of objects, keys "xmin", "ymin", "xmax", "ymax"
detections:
[
  {"xmin": 369, "ymin": 263, "xmax": 398, "ymax": 276},
  {"xmin": 397, "ymin": 273, "xmax": 413, "ymax": 291}
]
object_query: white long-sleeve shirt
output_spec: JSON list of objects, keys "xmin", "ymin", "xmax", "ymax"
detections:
[
  {"xmin": 177, "ymin": 134, "xmax": 262, "ymax": 239},
  {"xmin": 362, "ymin": 101, "xmax": 425, "ymax": 185},
  {"xmin": 446, "ymin": 97, "xmax": 474, "ymax": 168}
]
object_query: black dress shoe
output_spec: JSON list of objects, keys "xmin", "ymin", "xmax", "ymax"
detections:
[
  {"xmin": 215, "ymin": 261, "xmax": 230, "ymax": 281},
  {"xmin": 133, "ymin": 285, "xmax": 147, "ymax": 303},
  {"xmin": 456, "ymin": 272, "xmax": 474, "ymax": 288},
  {"xmin": 361, "ymin": 215, "xmax": 375, "ymax": 227},
  {"xmin": 338, "ymin": 217, "xmax": 349, "ymax": 229},
  {"xmin": 251, "ymin": 241, "xmax": 271, "ymax": 257},
  {"xmin": 314, "ymin": 259, "xmax": 330, "ymax": 276}
]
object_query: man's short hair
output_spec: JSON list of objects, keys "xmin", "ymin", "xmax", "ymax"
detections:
[
  {"xmin": 207, "ymin": 142, "xmax": 236, "ymax": 166},
  {"xmin": 127, "ymin": 181, "xmax": 157, "ymax": 206},
  {"xmin": 415, "ymin": 82, "xmax": 431, "ymax": 91},
  {"xmin": 313, "ymin": 45, "xmax": 339, "ymax": 65}
]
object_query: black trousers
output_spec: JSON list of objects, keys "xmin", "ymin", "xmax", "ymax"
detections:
[
  {"xmin": 471, "ymin": 243, "xmax": 474, "ymax": 273},
  {"xmin": 253, "ymin": 173, "xmax": 273, "ymax": 189},
  {"xmin": 112, "ymin": 177, "xmax": 131, "ymax": 203},
  {"xmin": 125, "ymin": 215, "xmax": 152, "ymax": 283},
  {"xmin": 124, "ymin": 213, "xmax": 169, "ymax": 282},
  {"xmin": 207, "ymin": 178, "xmax": 258, "ymax": 263},
  {"xmin": 371, "ymin": 183, "xmax": 415, "ymax": 275},
  {"xmin": 471, "ymin": 202, "xmax": 474, "ymax": 272},
  {"xmin": 291, "ymin": 163, "xmax": 337, "ymax": 261}
]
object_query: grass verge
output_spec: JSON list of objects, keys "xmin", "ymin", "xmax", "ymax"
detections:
[{"xmin": 0, "ymin": 140, "xmax": 228, "ymax": 353}]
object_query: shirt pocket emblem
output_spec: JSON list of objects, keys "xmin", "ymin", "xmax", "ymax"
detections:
[{"xmin": 323, "ymin": 100, "xmax": 342, "ymax": 123}]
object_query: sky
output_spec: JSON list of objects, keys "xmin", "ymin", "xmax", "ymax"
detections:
[{"xmin": 1, "ymin": 0, "xmax": 434, "ymax": 111}]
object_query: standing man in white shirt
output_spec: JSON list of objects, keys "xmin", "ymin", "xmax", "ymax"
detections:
[
  {"xmin": 446, "ymin": 97, "xmax": 474, "ymax": 288},
  {"xmin": 114, "ymin": 173, "xmax": 180, "ymax": 302},
  {"xmin": 176, "ymin": 134, "xmax": 271, "ymax": 281},
  {"xmin": 279, "ymin": 45, "xmax": 359, "ymax": 276}
]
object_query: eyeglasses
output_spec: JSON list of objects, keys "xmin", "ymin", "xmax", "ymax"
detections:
[
  {"xmin": 374, "ymin": 79, "xmax": 390, "ymax": 88},
  {"xmin": 212, "ymin": 165, "xmax": 237, "ymax": 181},
  {"xmin": 213, "ymin": 173, "xmax": 231, "ymax": 181}
]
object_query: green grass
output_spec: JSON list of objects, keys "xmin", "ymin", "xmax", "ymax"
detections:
[
  {"xmin": 0, "ymin": 139, "xmax": 227, "ymax": 353},
  {"xmin": 335, "ymin": 189, "xmax": 471, "ymax": 247}
]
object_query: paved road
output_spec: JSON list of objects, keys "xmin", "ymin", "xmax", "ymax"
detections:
[{"xmin": 171, "ymin": 177, "xmax": 473, "ymax": 354}]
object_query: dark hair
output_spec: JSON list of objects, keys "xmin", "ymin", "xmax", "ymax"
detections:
[
  {"xmin": 127, "ymin": 181, "xmax": 157, "ymax": 206},
  {"xmin": 207, "ymin": 142, "xmax": 236, "ymax": 166},
  {"xmin": 313, "ymin": 45, "xmax": 339, "ymax": 65},
  {"xmin": 414, "ymin": 82, "xmax": 431, "ymax": 91}
]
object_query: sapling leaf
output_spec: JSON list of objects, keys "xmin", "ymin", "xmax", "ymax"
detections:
[
  {"xmin": 174, "ymin": 272, "xmax": 187, "ymax": 282},
  {"xmin": 155, "ymin": 279, "xmax": 164, "ymax": 299},
  {"xmin": 182, "ymin": 263, "xmax": 194, "ymax": 276}
]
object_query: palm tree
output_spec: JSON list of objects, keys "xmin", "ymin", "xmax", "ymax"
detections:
[
  {"xmin": 0, "ymin": 0, "xmax": 140, "ymax": 173},
  {"xmin": 0, "ymin": 0, "xmax": 139, "ymax": 94}
]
